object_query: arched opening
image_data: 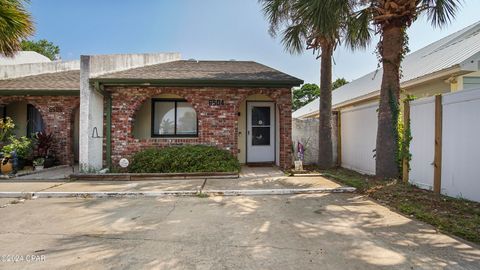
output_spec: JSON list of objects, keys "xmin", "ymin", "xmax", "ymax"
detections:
[
  {"xmin": 133, "ymin": 93, "xmax": 198, "ymax": 139},
  {"xmin": 3, "ymin": 101, "xmax": 44, "ymax": 138},
  {"xmin": 238, "ymin": 94, "xmax": 279, "ymax": 165}
]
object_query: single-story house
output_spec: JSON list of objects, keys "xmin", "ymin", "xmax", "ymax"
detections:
[
  {"xmin": 80, "ymin": 56, "xmax": 302, "ymax": 171},
  {"xmin": 292, "ymin": 20, "xmax": 480, "ymax": 175},
  {"xmin": 1, "ymin": 53, "xmax": 302, "ymax": 171},
  {"xmin": 0, "ymin": 56, "xmax": 80, "ymax": 165}
]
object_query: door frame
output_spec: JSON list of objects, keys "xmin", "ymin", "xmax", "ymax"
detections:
[{"xmin": 245, "ymin": 101, "xmax": 276, "ymax": 164}]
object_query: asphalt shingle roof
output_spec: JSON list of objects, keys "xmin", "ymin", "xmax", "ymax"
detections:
[
  {"xmin": 96, "ymin": 60, "xmax": 303, "ymax": 86},
  {"xmin": 0, "ymin": 70, "xmax": 80, "ymax": 90}
]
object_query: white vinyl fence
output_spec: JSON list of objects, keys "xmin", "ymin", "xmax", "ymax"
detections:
[
  {"xmin": 409, "ymin": 97, "xmax": 436, "ymax": 190},
  {"xmin": 409, "ymin": 88, "xmax": 480, "ymax": 202},
  {"xmin": 340, "ymin": 102, "xmax": 378, "ymax": 175}
]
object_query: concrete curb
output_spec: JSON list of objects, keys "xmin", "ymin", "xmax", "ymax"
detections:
[{"xmin": 0, "ymin": 187, "xmax": 356, "ymax": 198}]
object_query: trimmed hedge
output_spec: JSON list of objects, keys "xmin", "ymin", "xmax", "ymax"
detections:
[{"xmin": 128, "ymin": 145, "xmax": 240, "ymax": 173}]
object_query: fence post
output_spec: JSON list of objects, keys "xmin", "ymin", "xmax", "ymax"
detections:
[
  {"xmin": 433, "ymin": 95, "xmax": 443, "ymax": 194},
  {"xmin": 402, "ymin": 100, "xmax": 410, "ymax": 183},
  {"xmin": 336, "ymin": 111, "xmax": 342, "ymax": 167}
]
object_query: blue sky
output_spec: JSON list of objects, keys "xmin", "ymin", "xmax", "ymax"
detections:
[{"xmin": 28, "ymin": 0, "xmax": 480, "ymax": 84}]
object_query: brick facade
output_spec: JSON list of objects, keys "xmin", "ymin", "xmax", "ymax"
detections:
[
  {"xmin": 107, "ymin": 86, "xmax": 293, "ymax": 170},
  {"xmin": 0, "ymin": 96, "xmax": 79, "ymax": 165}
]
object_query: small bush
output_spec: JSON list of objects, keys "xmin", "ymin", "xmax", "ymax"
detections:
[{"xmin": 129, "ymin": 145, "xmax": 240, "ymax": 173}]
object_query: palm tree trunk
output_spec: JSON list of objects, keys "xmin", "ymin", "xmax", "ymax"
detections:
[
  {"xmin": 375, "ymin": 25, "xmax": 404, "ymax": 178},
  {"xmin": 318, "ymin": 42, "xmax": 334, "ymax": 169}
]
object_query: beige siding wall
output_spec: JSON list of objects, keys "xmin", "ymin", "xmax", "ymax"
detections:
[
  {"xmin": 133, "ymin": 94, "xmax": 183, "ymax": 139},
  {"xmin": 237, "ymin": 94, "xmax": 273, "ymax": 164},
  {"xmin": 456, "ymin": 70, "xmax": 480, "ymax": 91},
  {"xmin": 404, "ymin": 79, "xmax": 451, "ymax": 98}
]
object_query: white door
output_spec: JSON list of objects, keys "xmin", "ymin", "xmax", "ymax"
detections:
[{"xmin": 247, "ymin": 102, "xmax": 275, "ymax": 163}]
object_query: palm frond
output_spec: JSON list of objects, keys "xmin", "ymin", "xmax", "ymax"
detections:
[
  {"xmin": 421, "ymin": 0, "xmax": 463, "ymax": 28},
  {"xmin": 0, "ymin": 0, "xmax": 34, "ymax": 57},
  {"xmin": 345, "ymin": 9, "xmax": 373, "ymax": 51},
  {"xmin": 281, "ymin": 23, "xmax": 307, "ymax": 54}
]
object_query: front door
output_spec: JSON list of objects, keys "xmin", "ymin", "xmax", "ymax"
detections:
[{"xmin": 247, "ymin": 102, "xmax": 275, "ymax": 163}]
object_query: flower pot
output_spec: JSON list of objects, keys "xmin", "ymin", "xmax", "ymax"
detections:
[
  {"xmin": 16, "ymin": 158, "xmax": 26, "ymax": 170},
  {"xmin": 1, "ymin": 159, "xmax": 13, "ymax": 175},
  {"xmin": 34, "ymin": 165, "xmax": 44, "ymax": 171}
]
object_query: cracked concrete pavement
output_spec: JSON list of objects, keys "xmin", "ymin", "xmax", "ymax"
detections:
[{"xmin": 0, "ymin": 194, "xmax": 479, "ymax": 269}]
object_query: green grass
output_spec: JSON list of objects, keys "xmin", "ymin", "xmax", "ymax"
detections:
[{"xmin": 322, "ymin": 168, "xmax": 480, "ymax": 244}]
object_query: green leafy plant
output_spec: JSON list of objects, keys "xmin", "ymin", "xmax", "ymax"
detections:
[
  {"xmin": 33, "ymin": 157, "xmax": 44, "ymax": 166},
  {"xmin": 129, "ymin": 145, "xmax": 240, "ymax": 173},
  {"xmin": 2, "ymin": 136, "xmax": 32, "ymax": 159},
  {"xmin": 0, "ymin": 117, "xmax": 15, "ymax": 143}
]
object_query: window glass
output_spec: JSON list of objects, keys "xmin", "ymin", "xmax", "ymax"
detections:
[
  {"xmin": 176, "ymin": 102, "xmax": 197, "ymax": 135},
  {"xmin": 152, "ymin": 100, "xmax": 197, "ymax": 137},
  {"xmin": 252, "ymin": 107, "xmax": 270, "ymax": 126},
  {"xmin": 153, "ymin": 101, "xmax": 175, "ymax": 135}
]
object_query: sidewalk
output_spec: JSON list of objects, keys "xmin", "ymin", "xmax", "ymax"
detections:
[{"xmin": 0, "ymin": 167, "xmax": 355, "ymax": 198}]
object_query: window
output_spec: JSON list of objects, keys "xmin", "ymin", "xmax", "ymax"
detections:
[
  {"xmin": 27, "ymin": 104, "xmax": 44, "ymax": 137},
  {"xmin": 151, "ymin": 99, "xmax": 197, "ymax": 137}
]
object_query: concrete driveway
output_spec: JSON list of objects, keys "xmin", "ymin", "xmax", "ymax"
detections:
[{"xmin": 0, "ymin": 194, "xmax": 479, "ymax": 270}]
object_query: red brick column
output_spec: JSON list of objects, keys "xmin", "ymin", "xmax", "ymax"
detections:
[{"xmin": 0, "ymin": 96, "xmax": 79, "ymax": 165}]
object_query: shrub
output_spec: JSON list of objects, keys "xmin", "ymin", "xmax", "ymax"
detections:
[
  {"xmin": 129, "ymin": 145, "xmax": 240, "ymax": 173},
  {"xmin": 2, "ymin": 136, "xmax": 32, "ymax": 159}
]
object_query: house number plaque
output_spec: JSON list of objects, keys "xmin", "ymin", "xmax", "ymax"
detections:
[{"xmin": 208, "ymin": 99, "xmax": 225, "ymax": 106}]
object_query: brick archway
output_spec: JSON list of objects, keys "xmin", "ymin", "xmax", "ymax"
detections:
[
  {"xmin": 0, "ymin": 95, "xmax": 80, "ymax": 165},
  {"xmin": 128, "ymin": 88, "xmax": 198, "ymax": 139}
]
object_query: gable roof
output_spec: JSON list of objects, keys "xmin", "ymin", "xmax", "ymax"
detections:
[
  {"xmin": 293, "ymin": 21, "xmax": 480, "ymax": 118},
  {"xmin": 0, "ymin": 70, "xmax": 80, "ymax": 94},
  {"xmin": 92, "ymin": 60, "xmax": 303, "ymax": 87}
]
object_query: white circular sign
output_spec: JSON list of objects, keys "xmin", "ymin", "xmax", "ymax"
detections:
[{"xmin": 119, "ymin": 158, "xmax": 129, "ymax": 168}]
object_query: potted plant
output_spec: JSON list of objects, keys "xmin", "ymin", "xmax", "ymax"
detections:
[
  {"xmin": 34, "ymin": 132, "xmax": 56, "ymax": 168},
  {"xmin": 0, "ymin": 117, "xmax": 15, "ymax": 150},
  {"xmin": 1, "ymin": 136, "xmax": 33, "ymax": 170},
  {"xmin": 33, "ymin": 157, "xmax": 45, "ymax": 171}
]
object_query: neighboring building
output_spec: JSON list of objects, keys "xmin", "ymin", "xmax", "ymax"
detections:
[
  {"xmin": 293, "ymin": 21, "xmax": 480, "ymax": 173},
  {"xmin": 0, "ymin": 61, "xmax": 80, "ymax": 165},
  {"xmin": 293, "ymin": 21, "xmax": 480, "ymax": 120},
  {"xmin": 0, "ymin": 51, "xmax": 51, "ymax": 66}
]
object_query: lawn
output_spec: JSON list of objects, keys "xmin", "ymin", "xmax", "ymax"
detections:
[{"xmin": 322, "ymin": 168, "xmax": 480, "ymax": 244}]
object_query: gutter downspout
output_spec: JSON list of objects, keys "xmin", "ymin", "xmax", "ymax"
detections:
[
  {"xmin": 105, "ymin": 90, "xmax": 112, "ymax": 171},
  {"xmin": 94, "ymin": 82, "xmax": 112, "ymax": 171}
]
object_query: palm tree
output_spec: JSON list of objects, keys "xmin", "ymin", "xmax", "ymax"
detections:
[
  {"xmin": 356, "ymin": 0, "xmax": 462, "ymax": 178},
  {"xmin": 0, "ymin": 0, "xmax": 34, "ymax": 57},
  {"xmin": 259, "ymin": 0, "xmax": 371, "ymax": 169}
]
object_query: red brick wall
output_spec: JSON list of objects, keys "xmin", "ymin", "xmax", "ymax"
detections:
[
  {"xmin": 0, "ymin": 96, "xmax": 79, "ymax": 165},
  {"xmin": 107, "ymin": 86, "xmax": 293, "ymax": 170}
]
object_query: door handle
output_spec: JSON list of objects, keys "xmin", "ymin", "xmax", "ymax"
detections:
[{"xmin": 248, "ymin": 130, "xmax": 250, "ymax": 135}]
